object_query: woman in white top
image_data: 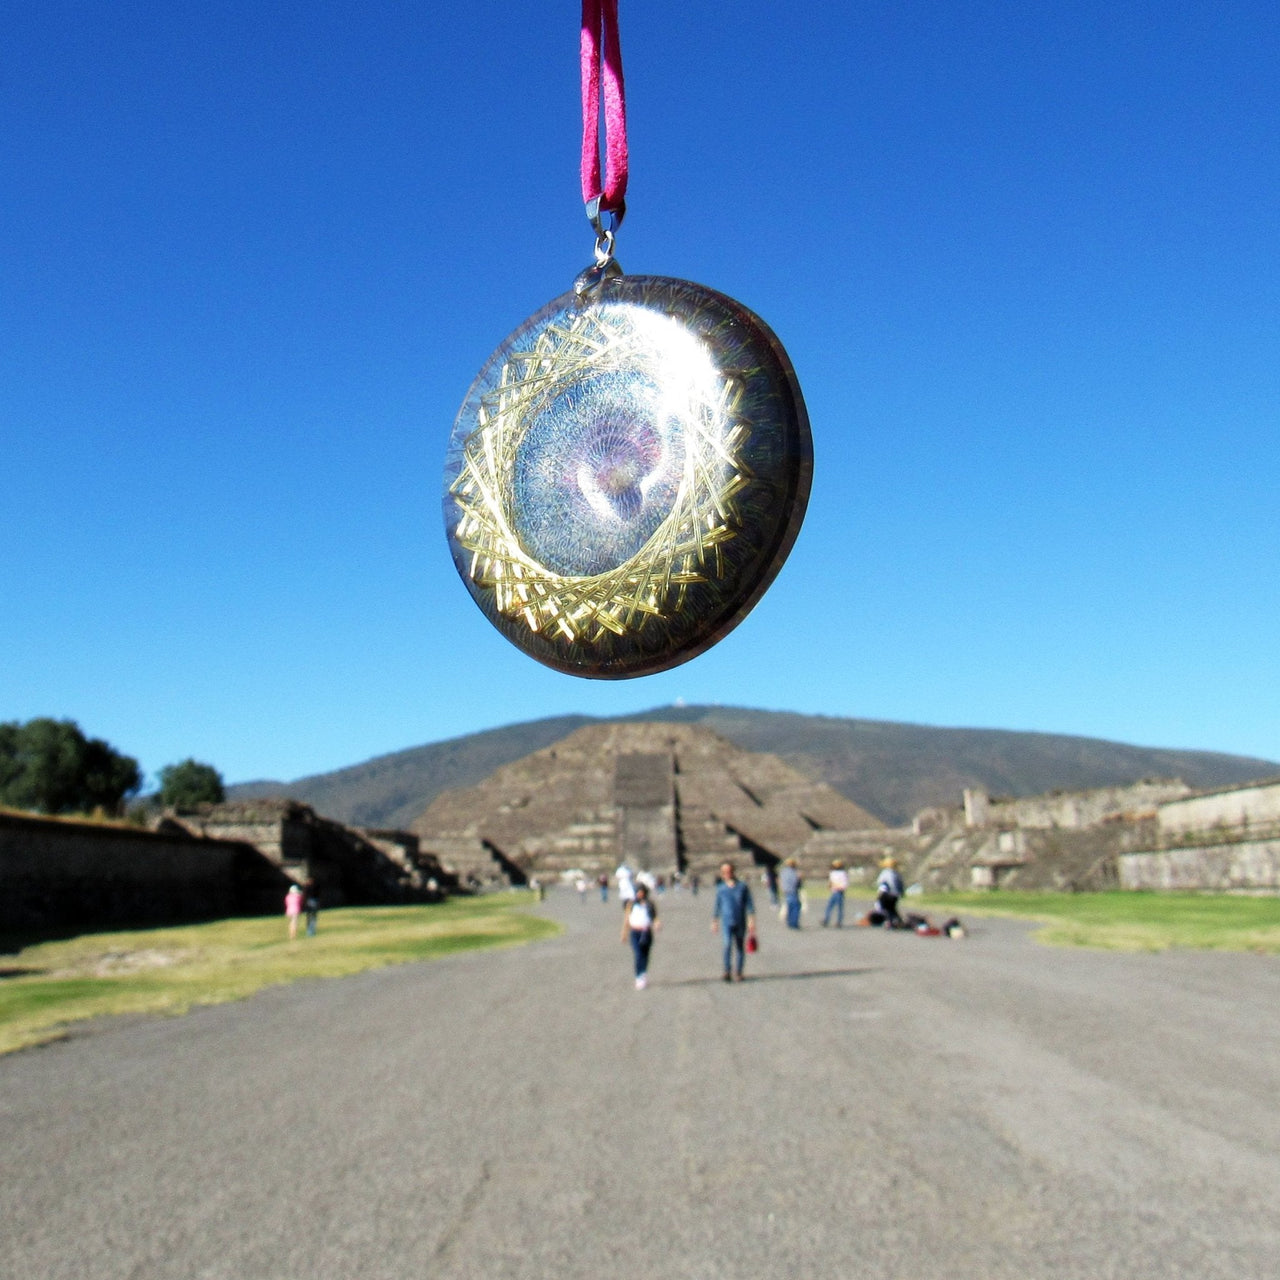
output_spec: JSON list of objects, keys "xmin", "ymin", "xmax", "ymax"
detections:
[
  {"xmin": 823, "ymin": 860, "xmax": 849, "ymax": 928},
  {"xmin": 620, "ymin": 883, "xmax": 660, "ymax": 989}
]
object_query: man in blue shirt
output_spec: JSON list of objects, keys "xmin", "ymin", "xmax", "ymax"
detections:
[
  {"xmin": 876, "ymin": 856, "xmax": 905, "ymax": 928},
  {"xmin": 711, "ymin": 860, "xmax": 756, "ymax": 982}
]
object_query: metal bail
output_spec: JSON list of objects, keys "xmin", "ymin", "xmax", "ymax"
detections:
[
  {"xmin": 573, "ymin": 256, "xmax": 624, "ymax": 298},
  {"xmin": 577, "ymin": 197, "xmax": 625, "ymax": 297},
  {"xmin": 584, "ymin": 196, "xmax": 625, "ymax": 269},
  {"xmin": 585, "ymin": 195, "xmax": 626, "ymax": 239}
]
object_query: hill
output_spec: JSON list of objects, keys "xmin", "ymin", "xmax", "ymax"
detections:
[
  {"xmin": 229, "ymin": 706, "xmax": 1280, "ymax": 830},
  {"xmin": 230, "ymin": 715, "xmax": 595, "ymax": 831}
]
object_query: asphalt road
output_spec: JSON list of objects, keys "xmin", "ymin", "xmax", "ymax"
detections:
[{"xmin": 2, "ymin": 889, "xmax": 1278, "ymax": 1279}]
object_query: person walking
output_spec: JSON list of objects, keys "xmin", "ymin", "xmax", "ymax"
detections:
[
  {"xmin": 621, "ymin": 883, "xmax": 659, "ymax": 989},
  {"xmin": 284, "ymin": 884, "xmax": 304, "ymax": 941},
  {"xmin": 711, "ymin": 861, "xmax": 756, "ymax": 982},
  {"xmin": 822, "ymin": 860, "xmax": 848, "ymax": 928},
  {"xmin": 876, "ymin": 856, "xmax": 905, "ymax": 928},
  {"xmin": 303, "ymin": 881, "xmax": 320, "ymax": 937},
  {"xmin": 616, "ymin": 864, "xmax": 636, "ymax": 908},
  {"xmin": 780, "ymin": 857, "xmax": 803, "ymax": 929}
]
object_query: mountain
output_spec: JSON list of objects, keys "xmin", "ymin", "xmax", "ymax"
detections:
[
  {"xmin": 228, "ymin": 706, "xmax": 1280, "ymax": 830},
  {"xmin": 229, "ymin": 715, "xmax": 595, "ymax": 831}
]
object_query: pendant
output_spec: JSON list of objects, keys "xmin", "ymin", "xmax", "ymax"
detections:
[{"xmin": 443, "ymin": 268, "xmax": 811, "ymax": 678}]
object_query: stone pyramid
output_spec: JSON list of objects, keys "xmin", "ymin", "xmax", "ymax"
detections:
[{"xmin": 412, "ymin": 722, "xmax": 885, "ymax": 884}]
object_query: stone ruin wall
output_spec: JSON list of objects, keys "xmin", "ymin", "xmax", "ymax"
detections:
[
  {"xmin": 0, "ymin": 809, "xmax": 288, "ymax": 933},
  {"xmin": 1118, "ymin": 778, "xmax": 1280, "ymax": 891},
  {"xmin": 1155, "ymin": 780, "xmax": 1280, "ymax": 839},
  {"xmin": 920, "ymin": 781, "xmax": 1204, "ymax": 892},
  {"xmin": 412, "ymin": 726, "xmax": 1280, "ymax": 895},
  {"xmin": 917, "ymin": 818, "xmax": 1161, "ymax": 892},
  {"xmin": 1, "ymin": 799, "xmax": 456, "ymax": 938},
  {"xmin": 937, "ymin": 777, "xmax": 1280, "ymax": 893},
  {"xmin": 176, "ymin": 801, "xmax": 450, "ymax": 905},
  {"xmin": 973, "ymin": 781, "xmax": 1193, "ymax": 831},
  {"xmin": 1120, "ymin": 841, "xmax": 1280, "ymax": 892}
]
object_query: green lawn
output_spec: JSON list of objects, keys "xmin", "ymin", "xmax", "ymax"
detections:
[
  {"xmin": 0, "ymin": 894, "xmax": 560, "ymax": 1056},
  {"xmin": 917, "ymin": 890, "xmax": 1280, "ymax": 953}
]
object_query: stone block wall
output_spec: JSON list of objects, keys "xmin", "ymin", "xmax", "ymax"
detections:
[
  {"xmin": 416, "ymin": 835, "xmax": 506, "ymax": 887},
  {"xmin": 1119, "ymin": 840, "xmax": 1280, "ymax": 891},
  {"xmin": 0, "ymin": 810, "xmax": 288, "ymax": 934},
  {"xmin": 911, "ymin": 816, "xmax": 1157, "ymax": 892},
  {"xmin": 1156, "ymin": 780, "xmax": 1280, "ymax": 840},
  {"xmin": 175, "ymin": 801, "xmax": 438, "ymax": 906},
  {"xmin": 965, "ymin": 782, "xmax": 1191, "ymax": 832},
  {"xmin": 1114, "ymin": 780, "xmax": 1280, "ymax": 892}
]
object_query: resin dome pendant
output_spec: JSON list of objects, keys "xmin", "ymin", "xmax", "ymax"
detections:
[{"xmin": 443, "ymin": 272, "xmax": 811, "ymax": 678}]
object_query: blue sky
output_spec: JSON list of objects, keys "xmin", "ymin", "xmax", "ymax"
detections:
[{"xmin": 3, "ymin": 1, "xmax": 1278, "ymax": 787}]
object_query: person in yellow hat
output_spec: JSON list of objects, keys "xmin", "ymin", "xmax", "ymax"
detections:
[{"xmin": 875, "ymin": 856, "xmax": 904, "ymax": 928}]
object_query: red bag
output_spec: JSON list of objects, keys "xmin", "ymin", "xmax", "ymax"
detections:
[{"xmin": 746, "ymin": 931, "xmax": 758, "ymax": 953}]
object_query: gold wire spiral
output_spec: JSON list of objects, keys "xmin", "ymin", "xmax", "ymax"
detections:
[{"xmin": 449, "ymin": 304, "xmax": 754, "ymax": 645}]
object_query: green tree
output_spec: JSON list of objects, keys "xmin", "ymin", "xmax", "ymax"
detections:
[
  {"xmin": 0, "ymin": 718, "xmax": 141, "ymax": 815},
  {"xmin": 157, "ymin": 758, "xmax": 225, "ymax": 808}
]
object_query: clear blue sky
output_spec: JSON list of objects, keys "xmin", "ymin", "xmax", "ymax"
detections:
[{"xmin": 4, "ymin": 1, "xmax": 1278, "ymax": 787}]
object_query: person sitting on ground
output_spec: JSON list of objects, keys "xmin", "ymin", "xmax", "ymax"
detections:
[{"xmin": 876, "ymin": 856, "xmax": 905, "ymax": 928}]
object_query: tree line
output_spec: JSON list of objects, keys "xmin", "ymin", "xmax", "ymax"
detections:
[{"xmin": 0, "ymin": 718, "xmax": 225, "ymax": 816}]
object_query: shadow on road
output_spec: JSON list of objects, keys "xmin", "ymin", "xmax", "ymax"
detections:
[{"xmin": 663, "ymin": 967, "xmax": 877, "ymax": 987}]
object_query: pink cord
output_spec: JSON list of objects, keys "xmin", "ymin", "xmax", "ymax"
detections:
[{"xmin": 580, "ymin": 0, "xmax": 628, "ymax": 213}]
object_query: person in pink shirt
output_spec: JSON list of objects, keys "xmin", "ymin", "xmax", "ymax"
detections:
[{"xmin": 284, "ymin": 884, "xmax": 304, "ymax": 940}]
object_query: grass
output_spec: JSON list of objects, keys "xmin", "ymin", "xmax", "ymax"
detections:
[
  {"xmin": 916, "ymin": 890, "xmax": 1280, "ymax": 954},
  {"xmin": 0, "ymin": 894, "xmax": 560, "ymax": 1056}
]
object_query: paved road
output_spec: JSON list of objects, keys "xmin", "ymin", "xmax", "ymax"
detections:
[{"xmin": 2, "ymin": 889, "xmax": 1278, "ymax": 1279}]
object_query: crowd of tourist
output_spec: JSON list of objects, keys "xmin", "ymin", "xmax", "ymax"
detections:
[{"xmin": 585, "ymin": 854, "xmax": 957, "ymax": 990}]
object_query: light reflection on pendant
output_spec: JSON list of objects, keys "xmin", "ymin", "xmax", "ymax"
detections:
[{"xmin": 443, "ymin": 275, "xmax": 811, "ymax": 678}]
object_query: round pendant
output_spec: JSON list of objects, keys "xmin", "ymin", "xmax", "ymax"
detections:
[{"xmin": 443, "ymin": 274, "xmax": 812, "ymax": 678}]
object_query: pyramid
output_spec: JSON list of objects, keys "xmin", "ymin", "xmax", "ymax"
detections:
[{"xmin": 412, "ymin": 722, "xmax": 885, "ymax": 884}]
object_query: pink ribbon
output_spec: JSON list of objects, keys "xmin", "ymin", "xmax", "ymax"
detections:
[{"xmin": 580, "ymin": 0, "xmax": 628, "ymax": 214}]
